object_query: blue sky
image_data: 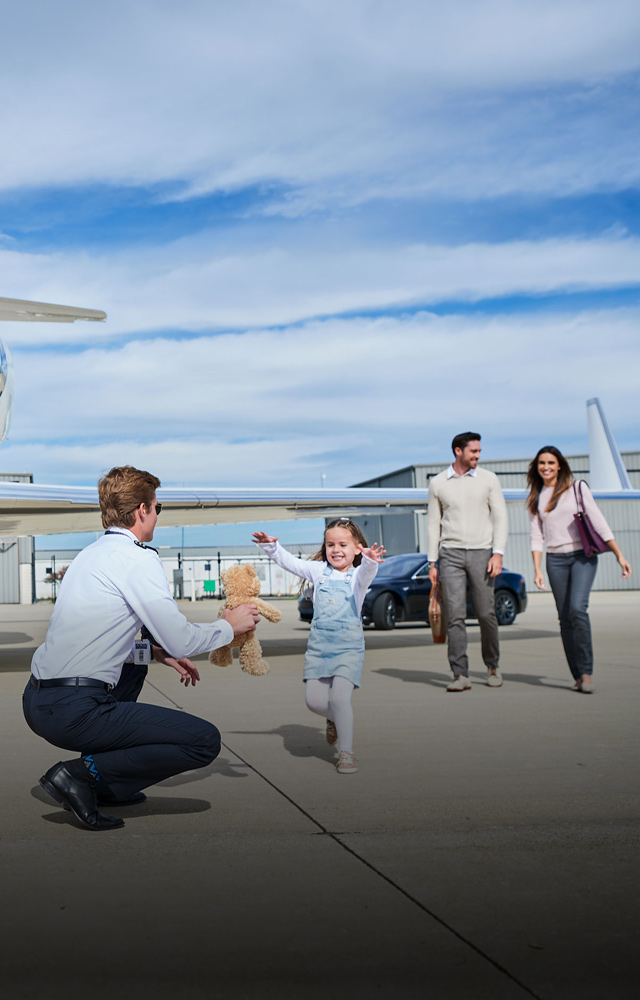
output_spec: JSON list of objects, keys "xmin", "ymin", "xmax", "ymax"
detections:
[{"xmin": 1, "ymin": 0, "xmax": 639, "ymax": 549}]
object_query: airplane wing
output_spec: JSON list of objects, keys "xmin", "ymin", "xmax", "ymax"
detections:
[
  {"xmin": 1, "ymin": 482, "xmax": 639, "ymax": 539},
  {"xmin": 0, "ymin": 483, "xmax": 432, "ymax": 537},
  {"xmin": 0, "ymin": 297, "xmax": 106, "ymax": 323}
]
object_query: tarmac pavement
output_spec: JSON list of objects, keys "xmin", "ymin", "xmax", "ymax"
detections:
[{"xmin": 0, "ymin": 592, "xmax": 638, "ymax": 999}]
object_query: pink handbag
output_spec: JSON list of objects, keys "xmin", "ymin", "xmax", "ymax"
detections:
[{"xmin": 573, "ymin": 482, "xmax": 609, "ymax": 557}]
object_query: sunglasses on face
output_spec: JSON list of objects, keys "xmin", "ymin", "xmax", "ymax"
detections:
[{"xmin": 137, "ymin": 502, "xmax": 162, "ymax": 515}]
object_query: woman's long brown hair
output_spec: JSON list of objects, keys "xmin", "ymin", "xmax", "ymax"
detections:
[{"xmin": 526, "ymin": 446, "xmax": 574, "ymax": 515}]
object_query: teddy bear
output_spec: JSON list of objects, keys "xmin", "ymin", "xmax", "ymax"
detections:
[{"xmin": 209, "ymin": 563, "xmax": 282, "ymax": 676}]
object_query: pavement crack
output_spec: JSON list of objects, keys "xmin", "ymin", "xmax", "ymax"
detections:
[
  {"xmin": 145, "ymin": 680, "xmax": 187, "ymax": 711},
  {"xmin": 221, "ymin": 739, "xmax": 543, "ymax": 1000},
  {"xmin": 221, "ymin": 740, "xmax": 328, "ymax": 834},
  {"xmin": 331, "ymin": 833, "xmax": 543, "ymax": 1000}
]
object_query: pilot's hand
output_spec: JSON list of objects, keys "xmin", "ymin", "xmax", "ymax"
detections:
[
  {"xmin": 152, "ymin": 646, "xmax": 201, "ymax": 686},
  {"xmin": 223, "ymin": 603, "xmax": 261, "ymax": 636},
  {"xmin": 252, "ymin": 531, "xmax": 278, "ymax": 545}
]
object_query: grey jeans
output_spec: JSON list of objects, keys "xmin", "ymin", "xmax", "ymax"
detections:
[
  {"xmin": 546, "ymin": 550, "xmax": 598, "ymax": 679},
  {"xmin": 438, "ymin": 548, "xmax": 499, "ymax": 677}
]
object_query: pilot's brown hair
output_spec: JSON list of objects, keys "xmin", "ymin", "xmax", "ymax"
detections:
[{"xmin": 98, "ymin": 466, "xmax": 161, "ymax": 529}]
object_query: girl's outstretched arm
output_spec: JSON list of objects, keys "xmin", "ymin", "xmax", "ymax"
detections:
[
  {"xmin": 253, "ymin": 532, "xmax": 322, "ymax": 584},
  {"xmin": 353, "ymin": 543, "xmax": 385, "ymax": 609},
  {"xmin": 358, "ymin": 542, "xmax": 386, "ymax": 563},
  {"xmin": 252, "ymin": 531, "xmax": 278, "ymax": 545}
]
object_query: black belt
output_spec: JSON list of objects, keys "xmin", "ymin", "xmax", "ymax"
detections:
[{"xmin": 30, "ymin": 676, "xmax": 112, "ymax": 691}]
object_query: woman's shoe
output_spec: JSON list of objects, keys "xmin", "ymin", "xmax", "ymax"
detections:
[
  {"xmin": 580, "ymin": 675, "xmax": 594, "ymax": 694},
  {"xmin": 326, "ymin": 720, "xmax": 338, "ymax": 745},
  {"xmin": 336, "ymin": 751, "xmax": 358, "ymax": 774},
  {"xmin": 573, "ymin": 679, "xmax": 583, "ymax": 691}
]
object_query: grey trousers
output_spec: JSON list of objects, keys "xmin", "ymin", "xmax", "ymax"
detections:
[
  {"xmin": 546, "ymin": 550, "xmax": 598, "ymax": 679},
  {"xmin": 438, "ymin": 548, "xmax": 499, "ymax": 676}
]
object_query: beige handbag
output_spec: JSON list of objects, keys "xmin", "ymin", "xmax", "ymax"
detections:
[{"xmin": 428, "ymin": 581, "xmax": 447, "ymax": 643}]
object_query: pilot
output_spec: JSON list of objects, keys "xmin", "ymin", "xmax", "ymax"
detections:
[{"xmin": 23, "ymin": 465, "xmax": 260, "ymax": 832}]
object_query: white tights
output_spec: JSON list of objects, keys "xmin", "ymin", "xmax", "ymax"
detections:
[{"xmin": 305, "ymin": 676, "xmax": 355, "ymax": 752}]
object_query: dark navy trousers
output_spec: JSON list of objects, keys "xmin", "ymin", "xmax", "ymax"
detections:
[{"xmin": 23, "ymin": 664, "xmax": 221, "ymax": 799}]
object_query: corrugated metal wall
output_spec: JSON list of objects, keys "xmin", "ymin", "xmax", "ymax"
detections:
[
  {"xmin": 0, "ymin": 538, "xmax": 19, "ymax": 602},
  {"xmin": 0, "ymin": 472, "xmax": 34, "ymax": 603}
]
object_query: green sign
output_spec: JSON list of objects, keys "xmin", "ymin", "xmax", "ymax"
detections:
[{"xmin": 203, "ymin": 580, "xmax": 216, "ymax": 593}]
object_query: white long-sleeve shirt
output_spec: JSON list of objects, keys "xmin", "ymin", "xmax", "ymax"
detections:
[
  {"xmin": 31, "ymin": 528, "xmax": 233, "ymax": 685},
  {"xmin": 257, "ymin": 541, "xmax": 378, "ymax": 615}
]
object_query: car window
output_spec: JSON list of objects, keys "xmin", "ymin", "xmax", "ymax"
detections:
[
  {"xmin": 413, "ymin": 562, "xmax": 431, "ymax": 578},
  {"xmin": 374, "ymin": 555, "xmax": 426, "ymax": 578}
]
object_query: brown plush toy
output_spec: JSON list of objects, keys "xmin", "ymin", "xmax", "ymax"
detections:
[{"xmin": 209, "ymin": 564, "xmax": 282, "ymax": 676}]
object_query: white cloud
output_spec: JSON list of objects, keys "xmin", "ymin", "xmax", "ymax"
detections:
[
  {"xmin": 2, "ymin": 232, "xmax": 640, "ymax": 346},
  {"xmin": 3, "ymin": 306, "xmax": 638, "ymax": 488},
  {"xmin": 0, "ymin": 1, "xmax": 639, "ymax": 203}
]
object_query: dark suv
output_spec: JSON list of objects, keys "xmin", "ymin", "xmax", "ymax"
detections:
[{"xmin": 298, "ymin": 553, "xmax": 527, "ymax": 630}]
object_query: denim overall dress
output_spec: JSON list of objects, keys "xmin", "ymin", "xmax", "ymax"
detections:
[{"xmin": 304, "ymin": 567, "xmax": 366, "ymax": 688}]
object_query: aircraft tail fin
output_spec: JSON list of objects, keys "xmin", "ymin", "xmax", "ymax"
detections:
[{"xmin": 586, "ymin": 397, "xmax": 632, "ymax": 490}]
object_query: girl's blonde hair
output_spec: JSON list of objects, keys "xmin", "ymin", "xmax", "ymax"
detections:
[
  {"xmin": 311, "ymin": 517, "xmax": 368, "ymax": 566},
  {"xmin": 299, "ymin": 518, "xmax": 369, "ymax": 597}
]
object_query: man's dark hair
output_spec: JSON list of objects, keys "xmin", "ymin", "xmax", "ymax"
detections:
[
  {"xmin": 98, "ymin": 466, "xmax": 161, "ymax": 528},
  {"xmin": 451, "ymin": 432, "xmax": 481, "ymax": 456}
]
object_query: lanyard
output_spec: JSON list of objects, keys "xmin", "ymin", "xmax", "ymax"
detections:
[{"xmin": 104, "ymin": 530, "xmax": 158, "ymax": 554}]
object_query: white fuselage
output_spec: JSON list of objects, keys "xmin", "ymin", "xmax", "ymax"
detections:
[{"xmin": 0, "ymin": 338, "xmax": 15, "ymax": 445}]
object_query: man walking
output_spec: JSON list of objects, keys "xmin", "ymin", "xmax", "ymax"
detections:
[
  {"xmin": 427, "ymin": 433, "xmax": 508, "ymax": 691},
  {"xmin": 24, "ymin": 465, "xmax": 260, "ymax": 831}
]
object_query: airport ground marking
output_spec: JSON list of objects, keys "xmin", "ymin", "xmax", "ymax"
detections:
[
  {"xmin": 146, "ymin": 680, "xmax": 542, "ymax": 998},
  {"xmin": 220, "ymin": 739, "xmax": 543, "ymax": 1000}
]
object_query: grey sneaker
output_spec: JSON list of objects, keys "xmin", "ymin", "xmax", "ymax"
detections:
[
  {"xmin": 336, "ymin": 751, "xmax": 358, "ymax": 774},
  {"xmin": 446, "ymin": 675, "xmax": 472, "ymax": 692},
  {"xmin": 487, "ymin": 668, "xmax": 503, "ymax": 687}
]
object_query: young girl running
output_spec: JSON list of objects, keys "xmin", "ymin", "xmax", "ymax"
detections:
[{"xmin": 252, "ymin": 519, "xmax": 385, "ymax": 774}]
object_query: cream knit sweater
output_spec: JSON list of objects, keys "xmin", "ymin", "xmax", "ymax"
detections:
[{"xmin": 427, "ymin": 467, "xmax": 508, "ymax": 557}]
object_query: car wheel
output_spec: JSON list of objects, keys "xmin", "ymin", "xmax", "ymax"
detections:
[
  {"xmin": 494, "ymin": 589, "xmax": 517, "ymax": 626},
  {"xmin": 372, "ymin": 592, "xmax": 397, "ymax": 630}
]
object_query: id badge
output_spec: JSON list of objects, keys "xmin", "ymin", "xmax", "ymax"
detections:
[{"xmin": 133, "ymin": 640, "xmax": 152, "ymax": 665}]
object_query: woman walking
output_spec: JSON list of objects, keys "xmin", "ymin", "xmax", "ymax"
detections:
[{"xmin": 527, "ymin": 446, "xmax": 632, "ymax": 692}]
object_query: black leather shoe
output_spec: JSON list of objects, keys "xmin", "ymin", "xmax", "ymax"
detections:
[
  {"xmin": 40, "ymin": 762, "xmax": 124, "ymax": 831},
  {"xmin": 97, "ymin": 790, "xmax": 147, "ymax": 806}
]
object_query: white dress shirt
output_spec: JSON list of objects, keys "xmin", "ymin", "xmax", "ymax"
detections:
[
  {"xmin": 31, "ymin": 528, "xmax": 233, "ymax": 685},
  {"xmin": 446, "ymin": 464, "xmax": 477, "ymax": 479}
]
